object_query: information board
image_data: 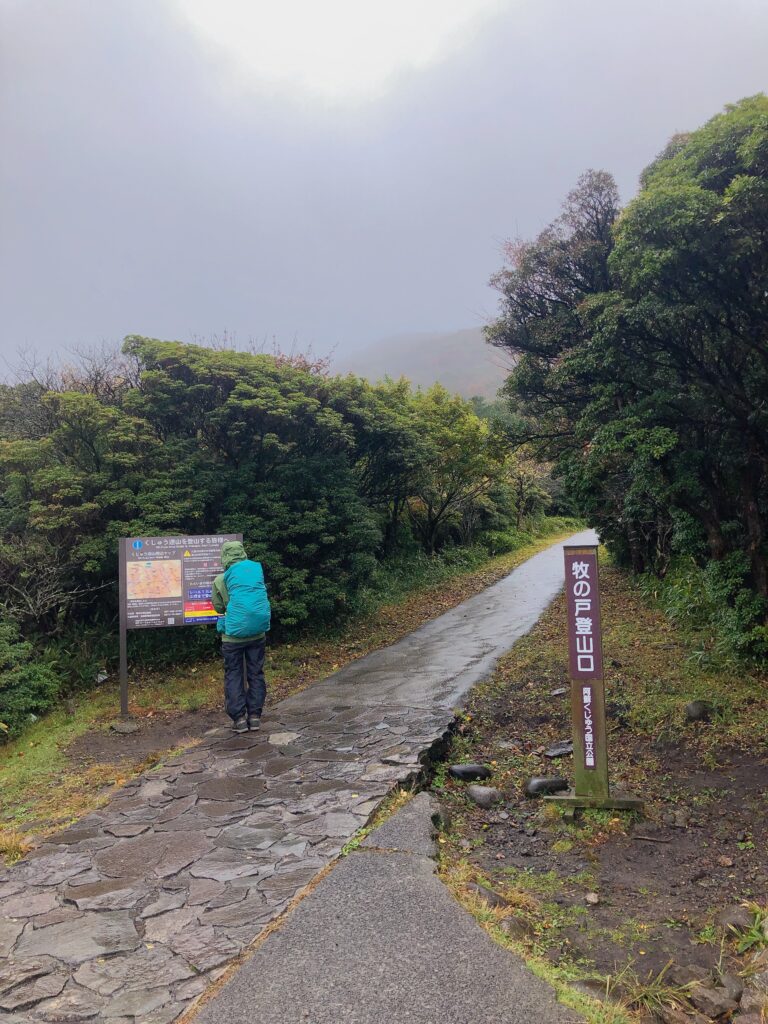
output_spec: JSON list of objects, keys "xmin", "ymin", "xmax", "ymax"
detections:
[
  {"xmin": 117, "ymin": 533, "xmax": 242, "ymax": 715},
  {"xmin": 119, "ymin": 534, "xmax": 241, "ymax": 629}
]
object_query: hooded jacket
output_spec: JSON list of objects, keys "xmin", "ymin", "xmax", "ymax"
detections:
[{"xmin": 212, "ymin": 541, "xmax": 271, "ymax": 644}]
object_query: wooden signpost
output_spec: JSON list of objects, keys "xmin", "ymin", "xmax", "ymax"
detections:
[
  {"xmin": 118, "ymin": 533, "xmax": 241, "ymax": 716},
  {"xmin": 544, "ymin": 544, "xmax": 642, "ymax": 816}
]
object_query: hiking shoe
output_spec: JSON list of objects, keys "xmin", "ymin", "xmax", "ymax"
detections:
[
  {"xmin": 248, "ymin": 716, "xmax": 261, "ymax": 732},
  {"xmin": 233, "ymin": 715, "xmax": 248, "ymax": 733}
]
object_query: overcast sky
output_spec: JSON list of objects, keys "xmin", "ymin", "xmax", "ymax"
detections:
[{"xmin": 2, "ymin": 0, "xmax": 767, "ymax": 364}]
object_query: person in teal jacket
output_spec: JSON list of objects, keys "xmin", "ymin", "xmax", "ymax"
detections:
[{"xmin": 212, "ymin": 540, "xmax": 271, "ymax": 733}]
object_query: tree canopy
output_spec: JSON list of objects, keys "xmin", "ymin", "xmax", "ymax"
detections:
[{"xmin": 488, "ymin": 95, "xmax": 768, "ymax": 653}]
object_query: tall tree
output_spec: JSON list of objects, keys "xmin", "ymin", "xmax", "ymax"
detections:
[
  {"xmin": 486, "ymin": 169, "xmax": 620, "ymax": 460},
  {"xmin": 488, "ymin": 96, "xmax": 768, "ymax": 622},
  {"xmin": 407, "ymin": 386, "xmax": 504, "ymax": 554}
]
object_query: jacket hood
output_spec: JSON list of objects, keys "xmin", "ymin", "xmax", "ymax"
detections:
[{"xmin": 221, "ymin": 540, "xmax": 247, "ymax": 570}]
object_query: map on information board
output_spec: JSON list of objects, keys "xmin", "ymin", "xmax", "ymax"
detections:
[
  {"xmin": 126, "ymin": 560, "xmax": 182, "ymax": 601},
  {"xmin": 119, "ymin": 534, "xmax": 242, "ymax": 629}
]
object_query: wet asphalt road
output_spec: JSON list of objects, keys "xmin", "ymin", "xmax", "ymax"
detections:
[{"xmin": 287, "ymin": 528, "xmax": 598, "ymax": 714}]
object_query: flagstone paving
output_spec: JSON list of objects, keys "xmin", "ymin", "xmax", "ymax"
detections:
[{"xmin": 0, "ymin": 531, "xmax": 593, "ymax": 1023}]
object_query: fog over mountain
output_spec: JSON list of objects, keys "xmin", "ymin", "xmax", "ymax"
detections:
[
  {"xmin": 2, "ymin": 0, "xmax": 767, "ymax": 370},
  {"xmin": 337, "ymin": 328, "xmax": 509, "ymax": 397}
]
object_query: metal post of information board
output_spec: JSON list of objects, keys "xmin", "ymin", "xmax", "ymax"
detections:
[
  {"xmin": 544, "ymin": 544, "xmax": 642, "ymax": 816},
  {"xmin": 118, "ymin": 538, "xmax": 129, "ymax": 717}
]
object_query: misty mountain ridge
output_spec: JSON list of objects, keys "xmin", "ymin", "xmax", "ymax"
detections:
[{"xmin": 336, "ymin": 327, "xmax": 510, "ymax": 398}]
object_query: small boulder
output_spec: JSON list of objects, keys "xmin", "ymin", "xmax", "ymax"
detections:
[
  {"xmin": 523, "ymin": 776, "xmax": 568, "ymax": 798},
  {"xmin": 688, "ymin": 983, "xmax": 738, "ymax": 1019},
  {"xmin": 665, "ymin": 807, "xmax": 690, "ymax": 828},
  {"xmin": 466, "ymin": 785, "xmax": 502, "ymax": 809},
  {"xmin": 746, "ymin": 973, "xmax": 768, "ymax": 998},
  {"xmin": 449, "ymin": 764, "xmax": 491, "ymax": 782},
  {"xmin": 466, "ymin": 882, "xmax": 508, "ymax": 909},
  {"xmin": 717, "ymin": 972, "xmax": 744, "ymax": 1002},
  {"xmin": 657, "ymin": 1007, "xmax": 710, "ymax": 1024},
  {"xmin": 570, "ymin": 979, "xmax": 611, "ymax": 1002},
  {"xmin": 544, "ymin": 741, "xmax": 573, "ymax": 759},
  {"xmin": 570, "ymin": 978, "xmax": 632, "ymax": 1006},
  {"xmin": 685, "ymin": 700, "xmax": 711, "ymax": 722},
  {"xmin": 584, "ymin": 892, "xmax": 600, "ymax": 906},
  {"xmin": 110, "ymin": 719, "xmax": 139, "ymax": 735},
  {"xmin": 715, "ymin": 904, "xmax": 754, "ymax": 933},
  {"xmin": 667, "ymin": 964, "xmax": 711, "ymax": 988},
  {"xmin": 498, "ymin": 739, "xmax": 521, "ymax": 751},
  {"xmin": 740, "ymin": 989, "xmax": 768, "ymax": 1014},
  {"xmin": 499, "ymin": 916, "xmax": 535, "ymax": 940}
]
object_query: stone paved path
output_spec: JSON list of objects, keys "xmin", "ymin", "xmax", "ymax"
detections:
[{"xmin": 0, "ymin": 531, "xmax": 593, "ymax": 1023}]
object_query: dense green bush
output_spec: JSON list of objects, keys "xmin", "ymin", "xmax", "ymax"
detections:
[
  {"xmin": 0, "ymin": 621, "xmax": 61, "ymax": 736},
  {"xmin": 0, "ymin": 338, "xmax": 560, "ymax": 725},
  {"xmin": 480, "ymin": 516, "xmax": 582, "ymax": 556},
  {"xmin": 480, "ymin": 529, "xmax": 534, "ymax": 555},
  {"xmin": 640, "ymin": 554, "xmax": 768, "ymax": 661}
]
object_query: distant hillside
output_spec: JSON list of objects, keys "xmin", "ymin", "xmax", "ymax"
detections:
[{"xmin": 337, "ymin": 327, "xmax": 511, "ymax": 398}]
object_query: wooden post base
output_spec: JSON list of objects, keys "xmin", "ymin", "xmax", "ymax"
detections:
[{"xmin": 543, "ymin": 788, "xmax": 644, "ymax": 821}]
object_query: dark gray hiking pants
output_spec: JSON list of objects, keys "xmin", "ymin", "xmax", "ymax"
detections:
[{"xmin": 222, "ymin": 638, "xmax": 266, "ymax": 721}]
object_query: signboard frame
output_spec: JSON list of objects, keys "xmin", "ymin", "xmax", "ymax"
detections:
[
  {"xmin": 118, "ymin": 533, "xmax": 242, "ymax": 716},
  {"xmin": 544, "ymin": 544, "xmax": 643, "ymax": 815}
]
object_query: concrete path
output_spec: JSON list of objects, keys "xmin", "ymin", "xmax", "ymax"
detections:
[
  {"xmin": 194, "ymin": 793, "xmax": 579, "ymax": 1024},
  {"xmin": 0, "ymin": 531, "xmax": 594, "ymax": 1022}
]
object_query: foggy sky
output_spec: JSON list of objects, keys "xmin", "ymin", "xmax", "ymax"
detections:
[{"xmin": 2, "ymin": 0, "xmax": 767, "ymax": 366}]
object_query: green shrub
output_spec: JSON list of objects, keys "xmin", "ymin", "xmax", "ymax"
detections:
[
  {"xmin": 480, "ymin": 529, "xmax": 533, "ymax": 555},
  {"xmin": 480, "ymin": 517, "xmax": 582, "ymax": 556},
  {"xmin": 640, "ymin": 553, "xmax": 768, "ymax": 661},
  {"xmin": 0, "ymin": 621, "xmax": 61, "ymax": 738}
]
